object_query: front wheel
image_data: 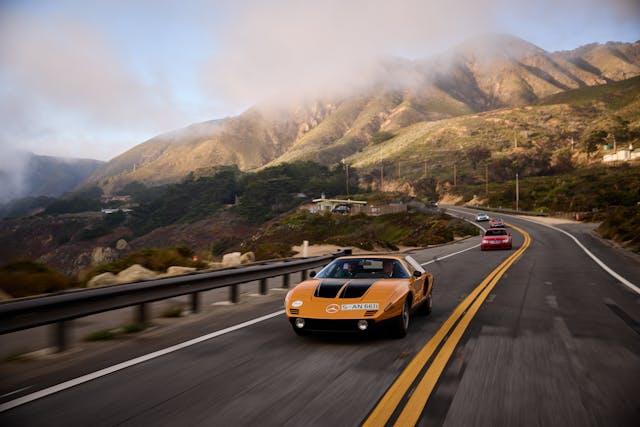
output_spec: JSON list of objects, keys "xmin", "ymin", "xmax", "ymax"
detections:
[
  {"xmin": 392, "ymin": 299, "xmax": 410, "ymax": 338},
  {"xmin": 419, "ymin": 292, "xmax": 432, "ymax": 316}
]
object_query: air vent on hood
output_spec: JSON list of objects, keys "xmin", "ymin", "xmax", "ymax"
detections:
[
  {"xmin": 314, "ymin": 280, "xmax": 345, "ymax": 298},
  {"xmin": 340, "ymin": 280, "xmax": 375, "ymax": 299}
]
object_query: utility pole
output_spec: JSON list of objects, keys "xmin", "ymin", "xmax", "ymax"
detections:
[
  {"xmin": 485, "ymin": 163, "xmax": 489, "ymax": 196},
  {"xmin": 453, "ymin": 163, "xmax": 457, "ymax": 186},
  {"xmin": 516, "ymin": 173, "xmax": 519, "ymax": 211},
  {"xmin": 345, "ymin": 164, "xmax": 350, "ymax": 196}
]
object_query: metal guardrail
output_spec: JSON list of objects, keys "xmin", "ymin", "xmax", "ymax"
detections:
[
  {"xmin": 0, "ymin": 249, "xmax": 350, "ymax": 351},
  {"xmin": 464, "ymin": 204, "xmax": 550, "ymax": 217}
]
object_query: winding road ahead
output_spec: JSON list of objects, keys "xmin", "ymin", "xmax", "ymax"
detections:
[{"xmin": 1, "ymin": 209, "xmax": 639, "ymax": 426}]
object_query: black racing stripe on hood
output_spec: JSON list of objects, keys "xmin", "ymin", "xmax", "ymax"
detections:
[
  {"xmin": 314, "ymin": 279, "xmax": 346, "ymax": 298},
  {"xmin": 340, "ymin": 280, "xmax": 376, "ymax": 299}
]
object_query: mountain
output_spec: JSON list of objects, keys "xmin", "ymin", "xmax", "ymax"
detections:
[
  {"xmin": 87, "ymin": 35, "xmax": 640, "ymax": 192},
  {"xmin": 0, "ymin": 152, "xmax": 104, "ymax": 202}
]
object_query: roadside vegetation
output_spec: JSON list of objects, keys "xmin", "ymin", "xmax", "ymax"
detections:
[
  {"xmin": 0, "ymin": 260, "xmax": 75, "ymax": 298},
  {"xmin": 451, "ymin": 164, "xmax": 640, "ymax": 213},
  {"xmin": 244, "ymin": 209, "xmax": 478, "ymax": 259},
  {"xmin": 83, "ymin": 245, "xmax": 207, "ymax": 283},
  {"xmin": 596, "ymin": 206, "xmax": 640, "ymax": 253}
]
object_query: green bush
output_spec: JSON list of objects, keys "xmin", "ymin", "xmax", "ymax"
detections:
[
  {"xmin": 161, "ymin": 307, "xmax": 184, "ymax": 318},
  {"xmin": 123, "ymin": 322, "xmax": 148, "ymax": 333},
  {"xmin": 85, "ymin": 329, "xmax": 116, "ymax": 341},
  {"xmin": 0, "ymin": 260, "xmax": 74, "ymax": 298},
  {"xmin": 597, "ymin": 206, "xmax": 640, "ymax": 253},
  {"xmin": 246, "ymin": 208, "xmax": 478, "ymax": 258}
]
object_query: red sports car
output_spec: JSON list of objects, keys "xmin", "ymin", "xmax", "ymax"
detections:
[{"xmin": 481, "ymin": 228, "xmax": 512, "ymax": 250}]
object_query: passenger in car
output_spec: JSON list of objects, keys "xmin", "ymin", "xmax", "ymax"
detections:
[
  {"xmin": 337, "ymin": 262, "xmax": 357, "ymax": 278},
  {"xmin": 382, "ymin": 260, "xmax": 394, "ymax": 277}
]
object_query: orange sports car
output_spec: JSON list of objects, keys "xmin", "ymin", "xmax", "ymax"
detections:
[{"xmin": 285, "ymin": 255, "xmax": 433, "ymax": 338}]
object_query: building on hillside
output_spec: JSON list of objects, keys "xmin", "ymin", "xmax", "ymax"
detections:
[
  {"xmin": 310, "ymin": 194, "xmax": 407, "ymax": 215},
  {"xmin": 603, "ymin": 146, "xmax": 639, "ymax": 163},
  {"xmin": 312, "ymin": 194, "xmax": 367, "ymax": 213}
]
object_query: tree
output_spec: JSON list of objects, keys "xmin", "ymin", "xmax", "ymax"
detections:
[
  {"xmin": 584, "ymin": 130, "xmax": 606, "ymax": 158},
  {"xmin": 465, "ymin": 146, "xmax": 491, "ymax": 169}
]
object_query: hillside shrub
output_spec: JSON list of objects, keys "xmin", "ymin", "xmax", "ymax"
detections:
[
  {"xmin": 597, "ymin": 206, "xmax": 640, "ymax": 253},
  {"xmin": 246, "ymin": 209, "xmax": 478, "ymax": 259},
  {"xmin": 0, "ymin": 260, "xmax": 74, "ymax": 298}
]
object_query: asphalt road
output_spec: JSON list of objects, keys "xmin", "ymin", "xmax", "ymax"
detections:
[{"xmin": 1, "ymin": 209, "xmax": 639, "ymax": 426}]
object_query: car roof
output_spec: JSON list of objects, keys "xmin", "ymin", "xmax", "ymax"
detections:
[{"xmin": 335, "ymin": 254, "xmax": 406, "ymax": 261}]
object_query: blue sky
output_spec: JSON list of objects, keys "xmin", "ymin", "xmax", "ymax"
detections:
[{"xmin": 0, "ymin": 0, "xmax": 638, "ymax": 161}]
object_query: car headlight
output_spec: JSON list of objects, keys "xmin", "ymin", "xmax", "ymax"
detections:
[{"xmin": 294, "ymin": 318, "xmax": 305, "ymax": 329}]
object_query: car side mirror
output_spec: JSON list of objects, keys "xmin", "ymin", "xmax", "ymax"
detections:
[
  {"xmin": 309, "ymin": 271, "xmax": 316, "ymax": 278},
  {"xmin": 413, "ymin": 270, "xmax": 423, "ymax": 278}
]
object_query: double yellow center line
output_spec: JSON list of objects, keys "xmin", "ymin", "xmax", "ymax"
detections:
[{"xmin": 363, "ymin": 224, "xmax": 531, "ymax": 426}]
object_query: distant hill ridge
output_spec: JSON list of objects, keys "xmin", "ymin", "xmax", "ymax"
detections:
[
  {"xmin": 1, "ymin": 152, "xmax": 104, "ymax": 202},
  {"xmin": 86, "ymin": 35, "xmax": 640, "ymax": 192}
]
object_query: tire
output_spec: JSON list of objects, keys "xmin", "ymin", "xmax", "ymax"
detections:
[
  {"xmin": 392, "ymin": 298, "xmax": 410, "ymax": 338},
  {"xmin": 420, "ymin": 292, "xmax": 433, "ymax": 316}
]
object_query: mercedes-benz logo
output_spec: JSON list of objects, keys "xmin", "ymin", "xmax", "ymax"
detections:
[{"xmin": 325, "ymin": 304, "xmax": 340, "ymax": 314}]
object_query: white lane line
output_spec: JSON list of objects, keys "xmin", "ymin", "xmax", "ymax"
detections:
[
  {"xmin": 0, "ymin": 387, "xmax": 32, "ymax": 399},
  {"xmin": 449, "ymin": 206, "xmax": 639, "ymax": 295},
  {"xmin": 421, "ymin": 243, "xmax": 481, "ymax": 266},
  {"xmin": 526, "ymin": 220, "xmax": 640, "ymax": 295},
  {"xmin": 420, "ymin": 211, "xmax": 485, "ymax": 266},
  {"xmin": 0, "ymin": 310, "xmax": 286, "ymax": 413}
]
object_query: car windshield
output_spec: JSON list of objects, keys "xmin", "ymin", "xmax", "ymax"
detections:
[
  {"xmin": 485, "ymin": 229, "xmax": 507, "ymax": 236},
  {"xmin": 315, "ymin": 258, "xmax": 410, "ymax": 279}
]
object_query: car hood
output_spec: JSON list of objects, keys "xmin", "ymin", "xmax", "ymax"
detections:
[{"xmin": 289, "ymin": 278, "xmax": 405, "ymax": 297}]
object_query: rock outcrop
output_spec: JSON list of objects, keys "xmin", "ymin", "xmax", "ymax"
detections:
[
  {"xmin": 116, "ymin": 264, "xmax": 157, "ymax": 282},
  {"xmin": 87, "ymin": 272, "xmax": 119, "ymax": 288}
]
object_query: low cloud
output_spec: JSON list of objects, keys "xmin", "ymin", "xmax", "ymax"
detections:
[
  {"xmin": 0, "ymin": 13, "xmax": 189, "ymax": 158},
  {"xmin": 0, "ymin": 149, "xmax": 30, "ymax": 203},
  {"xmin": 202, "ymin": 0, "xmax": 640, "ymax": 107}
]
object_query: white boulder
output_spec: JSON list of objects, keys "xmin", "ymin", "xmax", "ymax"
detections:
[
  {"xmin": 87, "ymin": 272, "xmax": 119, "ymax": 288},
  {"xmin": 222, "ymin": 252, "xmax": 242, "ymax": 267}
]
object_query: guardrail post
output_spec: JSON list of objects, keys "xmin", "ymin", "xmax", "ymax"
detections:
[
  {"xmin": 301, "ymin": 270, "xmax": 308, "ymax": 281},
  {"xmin": 260, "ymin": 278, "xmax": 268, "ymax": 295},
  {"xmin": 53, "ymin": 320, "xmax": 69, "ymax": 352},
  {"xmin": 282, "ymin": 273, "xmax": 290, "ymax": 289},
  {"xmin": 230, "ymin": 285, "xmax": 239, "ymax": 303},
  {"xmin": 190, "ymin": 292, "xmax": 200, "ymax": 313},
  {"xmin": 137, "ymin": 303, "xmax": 148, "ymax": 324}
]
